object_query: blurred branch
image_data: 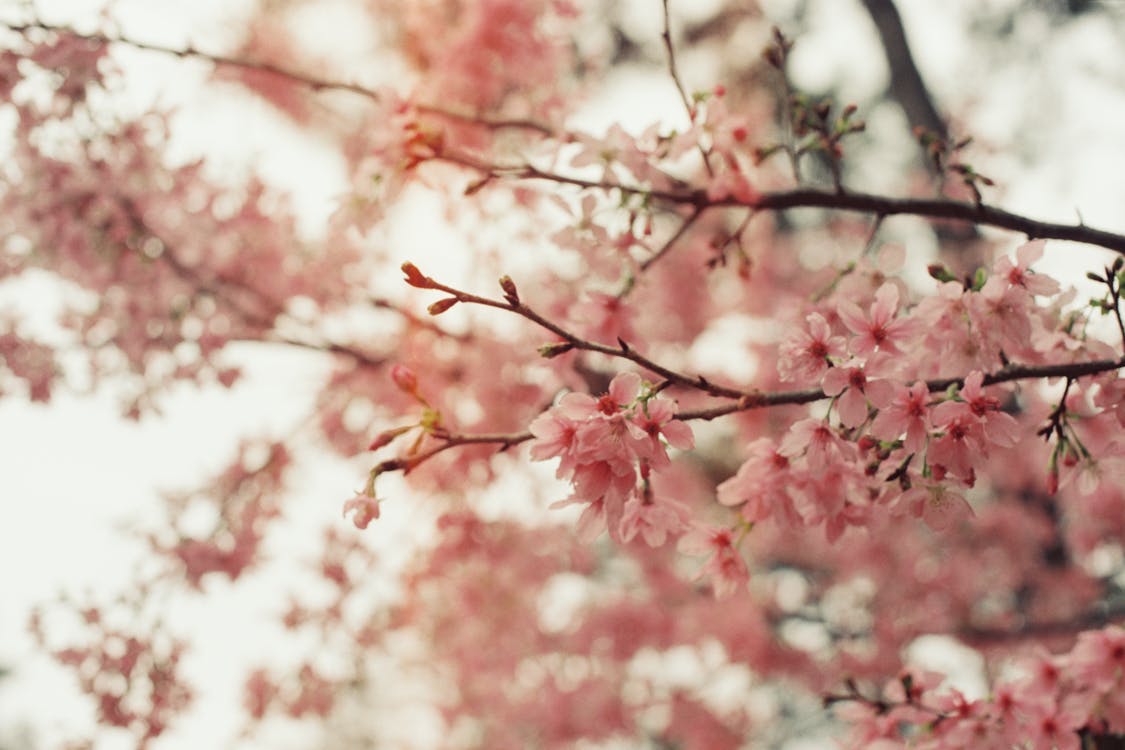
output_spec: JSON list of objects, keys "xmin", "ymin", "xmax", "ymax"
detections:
[
  {"xmin": 2, "ymin": 20, "xmax": 554, "ymax": 135},
  {"xmin": 857, "ymin": 0, "xmax": 947, "ymax": 143}
]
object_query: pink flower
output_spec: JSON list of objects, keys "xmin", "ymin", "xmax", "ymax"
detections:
[
  {"xmin": 780, "ymin": 418, "xmax": 852, "ymax": 466},
  {"xmin": 901, "ymin": 483, "xmax": 973, "ymax": 531},
  {"xmin": 991, "ymin": 240, "xmax": 1060, "ymax": 297},
  {"xmin": 717, "ymin": 438, "xmax": 796, "ymax": 524},
  {"xmin": 870, "ymin": 381, "xmax": 931, "ymax": 453},
  {"xmin": 970, "ymin": 281, "xmax": 1034, "ymax": 355},
  {"xmin": 619, "ymin": 494, "xmax": 689, "ymax": 547},
  {"xmin": 550, "ymin": 494, "xmax": 609, "ymax": 544},
  {"xmin": 957, "ymin": 371, "xmax": 1020, "ymax": 447},
  {"xmin": 1070, "ymin": 626, "xmax": 1125, "ymax": 693},
  {"xmin": 837, "ymin": 283, "xmax": 915, "ymax": 357},
  {"xmin": 343, "ymin": 493, "xmax": 381, "ymax": 530},
  {"xmin": 927, "ymin": 412, "xmax": 985, "ymax": 482},
  {"xmin": 778, "ymin": 312, "xmax": 847, "ymax": 382},
  {"xmin": 630, "ymin": 395, "xmax": 694, "ymax": 466},
  {"xmin": 1022, "ymin": 700, "xmax": 1084, "ymax": 750},
  {"xmin": 822, "ymin": 364, "xmax": 896, "ymax": 428},
  {"xmin": 678, "ymin": 525, "xmax": 750, "ymax": 598}
]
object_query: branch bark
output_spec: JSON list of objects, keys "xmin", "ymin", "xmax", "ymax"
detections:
[{"xmin": 856, "ymin": 0, "xmax": 947, "ymax": 142}]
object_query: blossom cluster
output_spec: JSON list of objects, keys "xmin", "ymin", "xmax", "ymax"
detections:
[
  {"xmin": 840, "ymin": 626, "xmax": 1125, "ymax": 749},
  {"xmin": 528, "ymin": 371, "xmax": 694, "ymax": 546},
  {"xmin": 717, "ymin": 243, "xmax": 1077, "ymax": 545}
]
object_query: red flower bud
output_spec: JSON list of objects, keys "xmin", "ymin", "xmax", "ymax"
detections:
[
  {"xmin": 391, "ymin": 364, "xmax": 418, "ymax": 395},
  {"xmin": 401, "ymin": 261, "xmax": 433, "ymax": 288},
  {"xmin": 427, "ymin": 297, "xmax": 458, "ymax": 315}
]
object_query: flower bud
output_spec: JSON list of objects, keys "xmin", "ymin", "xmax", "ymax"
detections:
[
  {"xmin": 427, "ymin": 297, "xmax": 458, "ymax": 315},
  {"xmin": 499, "ymin": 275, "xmax": 519, "ymax": 305},
  {"xmin": 538, "ymin": 341, "xmax": 574, "ymax": 358},
  {"xmin": 401, "ymin": 261, "xmax": 433, "ymax": 288},
  {"xmin": 368, "ymin": 425, "xmax": 411, "ymax": 451},
  {"xmin": 391, "ymin": 364, "xmax": 418, "ymax": 395}
]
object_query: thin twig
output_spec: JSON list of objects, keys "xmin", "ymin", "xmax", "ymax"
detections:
[
  {"xmin": 638, "ymin": 205, "xmax": 705, "ymax": 273},
  {"xmin": 4, "ymin": 20, "xmax": 554, "ymax": 135},
  {"xmin": 660, "ymin": 0, "xmax": 713, "ymax": 176},
  {"xmin": 419, "ymin": 273, "xmax": 752, "ymax": 400}
]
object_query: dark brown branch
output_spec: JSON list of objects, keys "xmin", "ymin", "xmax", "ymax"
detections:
[
  {"xmin": 507, "ymin": 160, "xmax": 1125, "ymax": 255},
  {"xmin": 412, "ymin": 269, "xmax": 752, "ymax": 400},
  {"xmin": 377, "ymin": 355, "xmax": 1125, "ymax": 480},
  {"xmin": 856, "ymin": 0, "xmax": 947, "ymax": 142},
  {"xmin": 958, "ymin": 598, "xmax": 1125, "ymax": 645},
  {"xmin": 678, "ymin": 357, "xmax": 1125, "ymax": 421}
]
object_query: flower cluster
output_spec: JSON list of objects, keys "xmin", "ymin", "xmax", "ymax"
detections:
[
  {"xmin": 839, "ymin": 627, "xmax": 1125, "ymax": 749},
  {"xmin": 529, "ymin": 372, "xmax": 694, "ymax": 545}
]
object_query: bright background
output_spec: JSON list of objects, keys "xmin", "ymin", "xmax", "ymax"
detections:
[{"xmin": 3, "ymin": 0, "xmax": 1125, "ymax": 747}]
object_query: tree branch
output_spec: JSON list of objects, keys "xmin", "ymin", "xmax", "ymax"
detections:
[
  {"xmin": 856, "ymin": 0, "xmax": 947, "ymax": 143},
  {"xmin": 3, "ymin": 20, "xmax": 554, "ymax": 135},
  {"xmin": 467, "ymin": 157, "xmax": 1125, "ymax": 255}
]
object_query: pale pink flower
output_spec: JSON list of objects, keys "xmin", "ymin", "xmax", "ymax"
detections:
[
  {"xmin": 572, "ymin": 291, "xmax": 636, "ymax": 345},
  {"xmin": 927, "ymin": 411, "xmax": 985, "ymax": 482},
  {"xmin": 678, "ymin": 524, "xmax": 750, "ymax": 598},
  {"xmin": 957, "ymin": 371, "xmax": 1020, "ymax": 447},
  {"xmin": 343, "ymin": 493, "xmax": 381, "ymax": 530},
  {"xmin": 778, "ymin": 312, "xmax": 846, "ymax": 382},
  {"xmin": 991, "ymin": 240, "xmax": 1060, "ymax": 297},
  {"xmin": 550, "ymin": 494, "xmax": 608, "ymax": 543},
  {"xmin": 717, "ymin": 438, "xmax": 796, "ymax": 524},
  {"xmin": 870, "ymin": 381, "xmax": 932, "ymax": 453},
  {"xmin": 901, "ymin": 484, "xmax": 973, "ymax": 531},
  {"xmin": 619, "ymin": 494, "xmax": 689, "ymax": 547},
  {"xmin": 780, "ymin": 418, "xmax": 852, "ymax": 465},
  {"xmin": 837, "ymin": 283, "xmax": 915, "ymax": 357},
  {"xmin": 971, "ymin": 281, "xmax": 1034, "ymax": 354},
  {"xmin": 822, "ymin": 364, "xmax": 896, "ymax": 428},
  {"xmin": 1022, "ymin": 700, "xmax": 1083, "ymax": 750},
  {"xmin": 630, "ymin": 395, "xmax": 694, "ymax": 466},
  {"xmin": 1069, "ymin": 626, "xmax": 1125, "ymax": 693}
]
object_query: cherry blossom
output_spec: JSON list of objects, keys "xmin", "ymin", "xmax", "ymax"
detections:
[
  {"xmin": 778, "ymin": 312, "xmax": 847, "ymax": 383},
  {"xmin": 837, "ymin": 283, "xmax": 916, "ymax": 357},
  {"xmin": 11, "ymin": 4, "xmax": 1125, "ymax": 749},
  {"xmin": 869, "ymin": 380, "xmax": 931, "ymax": 453}
]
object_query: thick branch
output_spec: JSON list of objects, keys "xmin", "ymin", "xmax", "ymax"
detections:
[
  {"xmin": 857, "ymin": 0, "xmax": 947, "ymax": 142},
  {"xmin": 498, "ymin": 160, "xmax": 1125, "ymax": 256},
  {"xmin": 958, "ymin": 598, "xmax": 1125, "ymax": 645}
]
